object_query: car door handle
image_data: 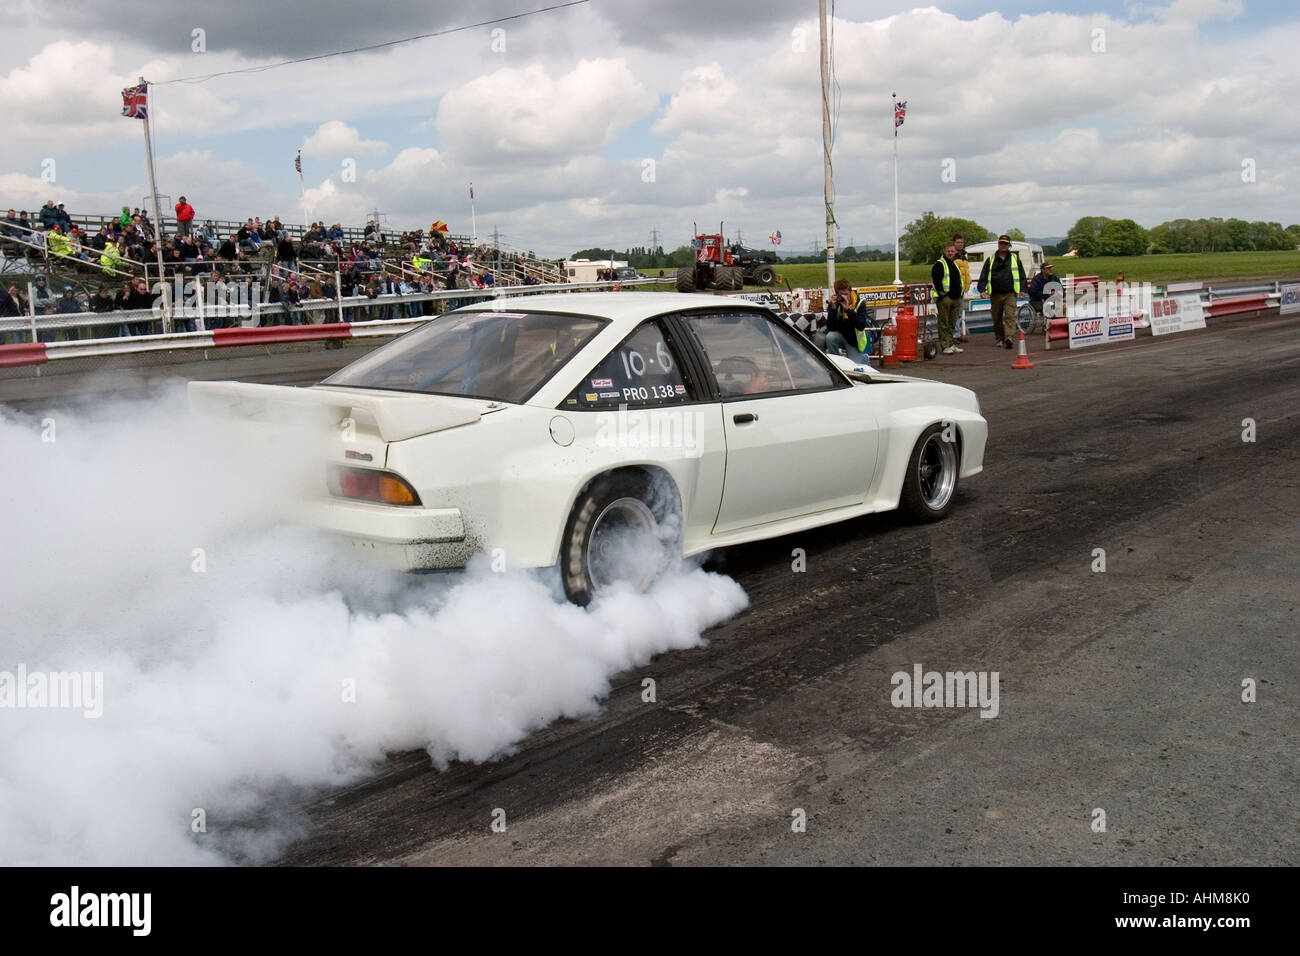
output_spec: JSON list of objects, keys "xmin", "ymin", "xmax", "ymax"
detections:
[{"xmin": 733, "ymin": 413, "xmax": 759, "ymax": 424}]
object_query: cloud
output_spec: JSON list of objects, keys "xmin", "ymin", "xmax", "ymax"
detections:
[
  {"xmin": 436, "ymin": 58, "xmax": 656, "ymax": 164},
  {"xmin": 32, "ymin": 0, "xmax": 536, "ymax": 60},
  {"xmin": 302, "ymin": 120, "xmax": 387, "ymax": 157}
]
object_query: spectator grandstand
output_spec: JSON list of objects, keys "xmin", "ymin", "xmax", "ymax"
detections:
[{"xmin": 0, "ymin": 204, "xmax": 577, "ymax": 343}]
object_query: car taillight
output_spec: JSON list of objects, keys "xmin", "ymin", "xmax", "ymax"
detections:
[{"xmin": 327, "ymin": 465, "xmax": 421, "ymax": 505}]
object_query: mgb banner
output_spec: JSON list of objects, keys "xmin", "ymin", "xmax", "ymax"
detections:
[{"xmin": 1149, "ymin": 294, "xmax": 1206, "ymax": 336}]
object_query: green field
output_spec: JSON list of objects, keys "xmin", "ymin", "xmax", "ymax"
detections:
[{"xmin": 768, "ymin": 250, "xmax": 1300, "ymax": 290}]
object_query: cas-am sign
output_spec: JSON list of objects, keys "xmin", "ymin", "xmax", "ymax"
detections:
[{"xmin": 1069, "ymin": 313, "xmax": 1136, "ymax": 348}]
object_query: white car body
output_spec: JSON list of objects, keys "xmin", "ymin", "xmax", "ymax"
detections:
[{"xmin": 189, "ymin": 292, "xmax": 987, "ymax": 584}]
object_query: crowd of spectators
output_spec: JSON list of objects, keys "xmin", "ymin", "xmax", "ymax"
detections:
[{"xmin": 1, "ymin": 201, "xmax": 571, "ymax": 344}]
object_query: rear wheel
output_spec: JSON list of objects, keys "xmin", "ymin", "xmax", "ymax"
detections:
[
  {"xmin": 752, "ymin": 265, "xmax": 776, "ymax": 286},
  {"xmin": 561, "ymin": 472, "xmax": 681, "ymax": 606},
  {"xmin": 713, "ymin": 266, "xmax": 742, "ymax": 291},
  {"xmin": 899, "ymin": 423, "xmax": 959, "ymax": 522},
  {"xmin": 675, "ymin": 267, "xmax": 696, "ymax": 293}
]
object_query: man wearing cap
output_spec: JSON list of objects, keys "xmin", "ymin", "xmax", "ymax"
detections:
[
  {"xmin": 932, "ymin": 241, "xmax": 964, "ymax": 354},
  {"xmin": 977, "ymin": 235, "xmax": 1027, "ymax": 348},
  {"xmin": 1028, "ymin": 262, "xmax": 1057, "ymax": 326}
]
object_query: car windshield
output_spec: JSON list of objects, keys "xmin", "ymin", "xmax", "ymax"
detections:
[{"xmin": 322, "ymin": 310, "xmax": 605, "ymax": 403}]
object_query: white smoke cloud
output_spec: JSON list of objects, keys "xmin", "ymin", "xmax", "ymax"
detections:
[{"xmin": 0, "ymin": 387, "xmax": 747, "ymax": 865}]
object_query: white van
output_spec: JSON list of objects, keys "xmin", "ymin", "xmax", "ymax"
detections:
[{"xmin": 564, "ymin": 258, "xmax": 628, "ymax": 283}]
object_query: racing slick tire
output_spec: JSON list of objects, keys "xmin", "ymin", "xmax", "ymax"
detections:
[{"xmin": 561, "ymin": 471, "xmax": 682, "ymax": 607}]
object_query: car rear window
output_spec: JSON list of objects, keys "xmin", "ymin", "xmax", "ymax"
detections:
[{"xmin": 322, "ymin": 310, "xmax": 605, "ymax": 404}]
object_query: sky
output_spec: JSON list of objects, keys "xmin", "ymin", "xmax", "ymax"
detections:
[{"xmin": 1, "ymin": 0, "xmax": 1297, "ymax": 257}]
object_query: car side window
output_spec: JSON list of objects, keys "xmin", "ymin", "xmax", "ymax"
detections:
[
  {"xmin": 688, "ymin": 311, "xmax": 841, "ymax": 397},
  {"xmin": 563, "ymin": 320, "xmax": 690, "ymax": 410}
]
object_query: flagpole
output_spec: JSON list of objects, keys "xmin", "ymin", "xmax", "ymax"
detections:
[
  {"xmin": 297, "ymin": 150, "xmax": 306, "ymax": 227},
  {"xmin": 140, "ymin": 77, "xmax": 171, "ymax": 331},
  {"xmin": 469, "ymin": 182, "xmax": 477, "ymax": 247},
  {"xmin": 818, "ymin": 0, "xmax": 836, "ymax": 292},
  {"xmin": 892, "ymin": 92, "xmax": 901, "ymax": 287}
]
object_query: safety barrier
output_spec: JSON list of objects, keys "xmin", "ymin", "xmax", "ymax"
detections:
[
  {"xmin": 0, "ymin": 342, "xmax": 46, "ymax": 368},
  {"xmin": 1042, "ymin": 284, "xmax": 1282, "ymax": 350},
  {"xmin": 1205, "ymin": 294, "xmax": 1270, "ymax": 318}
]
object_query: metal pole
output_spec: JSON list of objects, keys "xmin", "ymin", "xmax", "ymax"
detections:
[
  {"xmin": 140, "ymin": 77, "xmax": 172, "ymax": 332},
  {"xmin": 469, "ymin": 182, "xmax": 477, "ymax": 247},
  {"xmin": 27, "ymin": 281, "xmax": 37, "ymax": 344},
  {"xmin": 336, "ymin": 270, "xmax": 344, "ymax": 324},
  {"xmin": 195, "ymin": 276, "xmax": 204, "ymax": 332},
  {"xmin": 818, "ymin": 0, "xmax": 836, "ymax": 291},
  {"xmin": 892, "ymin": 93, "xmax": 902, "ymax": 286}
]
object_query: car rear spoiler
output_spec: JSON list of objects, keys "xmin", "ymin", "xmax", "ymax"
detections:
[{"xmin": 187, "ymin": 381, "xmax": 494, "ymax": 442}]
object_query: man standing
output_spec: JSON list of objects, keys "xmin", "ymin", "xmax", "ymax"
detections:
[
  {"xmin": 977, "ymin": 235, "xmax": 1026, "ymax": 348},
  {"xmin": 174, "ymin": 196, "xmax": 195, "ymax": 237},
  {"xmin": 932, "ymin": 241, "xmax": 964, "ymax": 354},
  {"xmin": 952, "ymin": 233, "xmax": 971, "ymax": 342}
]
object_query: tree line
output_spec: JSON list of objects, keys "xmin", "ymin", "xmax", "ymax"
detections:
[{"xmin": 899, "ymin": 212, "xmax": 1299, "ymax": 263}]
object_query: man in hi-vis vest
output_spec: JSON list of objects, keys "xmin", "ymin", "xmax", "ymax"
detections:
[
  {"xmin": 977, "ymin": 234, "xmax": 1027, "ymax": 348},
  {"xmin": 932, "ymin": 241, "xmax": 964, "ymax": 354}
]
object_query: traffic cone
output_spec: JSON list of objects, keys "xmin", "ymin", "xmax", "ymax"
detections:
[{"xmin": 1011, "ymin": 330, "xmax": 1034, "ymax": 369}]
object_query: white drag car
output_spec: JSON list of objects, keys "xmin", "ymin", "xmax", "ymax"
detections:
[{"xmin": 189, "ymin": 292, "xmax": 987, "ymax": 605}]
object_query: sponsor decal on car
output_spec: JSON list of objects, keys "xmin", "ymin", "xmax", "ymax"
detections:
[
  {"xmin": 598, "ymin": 391, "xmax": 621, "ymax": 399},
  {"xmin": 584, "ymin": 393, "xmax": 598, "ymax": 402},
  {"xmin": 674, "ymin": 384, "xmax": 687, "ymax": 395},
  {"xmin": 591, "ymin": 378, "xmax": 614, "ymax": 388}
]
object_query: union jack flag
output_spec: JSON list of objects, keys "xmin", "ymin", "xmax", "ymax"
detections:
[
  {"xmin": 121, "ymin": 82, "xmax": 148, "ymax": 120},
  {"xmin": 769, "ymin": 229, "xmax": 782, "ymax": 245},
  {"xmin": 294, "ymin": 151, "xmax": 302, "ymax": 174},
  {"xmin": 894, "ymin": 99, "xmax": 907, "ymax": 128}
]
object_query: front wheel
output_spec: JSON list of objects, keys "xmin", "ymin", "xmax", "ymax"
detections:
[
  {"xmin": 899, "ymin": 423, "xmax": 959, "ymax": 522},
  {"xmin": 561, "ymin": 472, "xmax": 681, "ymax": 606}
]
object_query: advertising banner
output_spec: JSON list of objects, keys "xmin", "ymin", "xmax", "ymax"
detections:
[{"xmin": 1149, "ymin": 294, "xmax": 1207, "ymax": 336}]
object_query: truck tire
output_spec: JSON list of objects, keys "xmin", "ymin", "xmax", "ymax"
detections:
[
  {"xmin": 752, "ymin": 265, "xmax": 776, "ymax": 286},
  {"xmin": 714, "ymin": 266, "xmax": 742, "ymax": 291},
  {"xmin": 675, "ymin": 268, "xmax": 696, "ymax": 293}
]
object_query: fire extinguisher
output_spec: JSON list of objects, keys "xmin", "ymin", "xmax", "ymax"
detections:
[{"xmin": 882, "ymin": 318, "xmax": 899, "ymax": 367}]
